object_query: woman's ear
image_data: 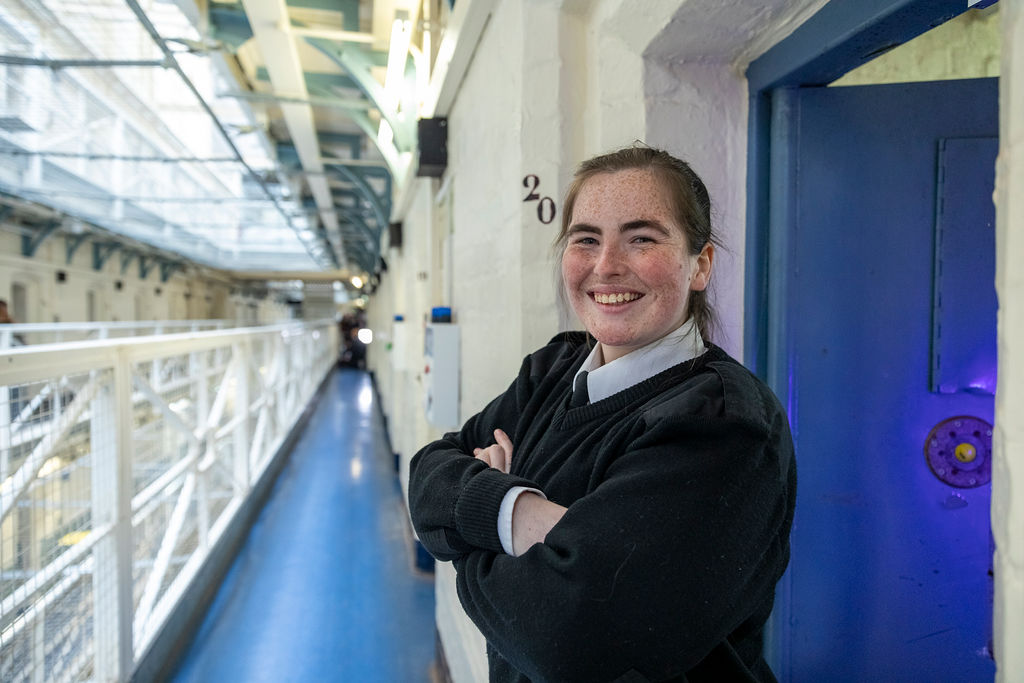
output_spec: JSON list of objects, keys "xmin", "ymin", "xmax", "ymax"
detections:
[{"xmin": 690, "ymin": 242, "xmax": 714, "ymax": 292}]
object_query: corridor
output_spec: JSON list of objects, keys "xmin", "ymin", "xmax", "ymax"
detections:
[{"xmin": 170, "ymin": 369, "xmax": 435, "ymax": 682}]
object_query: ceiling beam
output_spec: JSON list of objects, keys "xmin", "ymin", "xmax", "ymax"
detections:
[
  {"xmin": 239, "ymin": 0, "xmax": 345, "ymax": 268},
  {"xmin": 326, "ymin": 164, "xmax": 389, "ymax": 231},
  {"xmin": 320, "ymin": 157, "xmax": 387, "ymax": 168},
  {"xmin": 93, "ymin": 241, "xmax": 121, "ymax": 271},
  {"xmin": 289, "ymin": 26, "xmax": 374, "ymax": 43},
  {"xmin": 20, "ymin": 219, "xmax": 61, "ymax": 258},
  {"xmin": 0, "ymin": 56, "xmax": 169, "ymax": 68},
  {"xmin": 253, "ymin": 68, "xmax": 364, "ymax": 94},
  {"xmin": 421, "ymin": 0, "xmax": 498, "ymax": 118},
  {"xmin": 304, "ymin": 40, "xmax": 415, "ymax": 151},
  {"xmin": 229, "ymin": 270, "xmax": 349, "ymax": 282},
  {"xmin": 218, "ymin": 89, "xmax": 374, "ymax": 111}
]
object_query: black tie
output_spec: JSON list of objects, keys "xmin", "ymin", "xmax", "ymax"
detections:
[{"xmin": 570, "ymin": 371, "xmax": 589, "ymax": 407}]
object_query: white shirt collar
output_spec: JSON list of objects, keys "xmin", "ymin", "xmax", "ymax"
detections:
[{"xmin": 573, "ymin": 318, "xmax": 706, "ymax": 403}]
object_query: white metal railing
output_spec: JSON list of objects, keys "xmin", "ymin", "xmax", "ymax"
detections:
[
  {"xmin": 0, "ymin": 321, "xmax": 233, "ymax": 349},
  {"xmin": 0, "ymin": 321, "xmax": 338, "ymax": 681}
]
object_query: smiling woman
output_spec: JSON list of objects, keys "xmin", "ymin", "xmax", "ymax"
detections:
[{"xmin": 409, "ymin": 146, "xmax": 796, "ymax": 683}]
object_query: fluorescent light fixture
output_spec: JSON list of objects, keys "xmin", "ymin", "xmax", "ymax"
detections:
[
  {"xmin": 351, "ymin": 275, "xmax": 364, "ymax": 288},
  {"xmin": 357, "ymin": 328, "xmax": 373, "ymax": 344},
  {"xmin": 436, "ymin": 34, "xmax": 456, "ymax": 66},
  {"xmin": 409, "ymin": 44, "xmax": 429, "ymax": 115},
  {"xmin": 384, "ymin": 14, "xmax": 413, "ymax": 111},
  {"xmin": 377, "ymin": 119, "xmax": 394, "ymax": 150}
]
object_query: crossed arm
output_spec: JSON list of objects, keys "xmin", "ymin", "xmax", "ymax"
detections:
[{"xmin": 473, "ymin": 428, "xmax": 566, "ymax": 556}]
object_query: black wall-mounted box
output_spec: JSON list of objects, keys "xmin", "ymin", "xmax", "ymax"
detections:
[
  {"xmin": 416, "ymin": 118, "xmax": 447, "ymax": 177},
  {"xmin": 388, "ymin": 222, "xmax": 403, "ymax": 249}
]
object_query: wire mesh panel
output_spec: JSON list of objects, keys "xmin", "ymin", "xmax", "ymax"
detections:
[
  {"xmin": 130, "ymin": 343, "xmax": 239, "ymax": 647},
  {"xmin": 1, "ymin": 321, "xmax": 336, "ymax": 681},
  {"xmin": 1, "ymin": 369, "xmax": 104, "ymax": 682}
]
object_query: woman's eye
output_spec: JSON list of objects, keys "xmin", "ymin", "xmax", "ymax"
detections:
[
  {"xmin": 574, "ymin": 236, "xmax": 598, "ymax": 245},
  {"xmin": 632, "ymin": 235, "xmax": 655, "ymax": 244}
]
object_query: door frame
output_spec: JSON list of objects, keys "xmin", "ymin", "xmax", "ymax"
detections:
[
  {"xmin": 9, "ymin": 273, "xmax": 41, "ymax": 324},
  {"xmin": 742, "ymin": 0, "xmax": 979, "ymax": 674},
  {"xmin": 743, "ymin": 0, "xmax": 970, "ymax": 380}
]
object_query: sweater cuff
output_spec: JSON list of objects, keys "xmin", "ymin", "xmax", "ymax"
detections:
[
  {"xmin": 498, "ymin": 486, "xmax": 546, "ymax": 555},
  {"xmin": 454, "ymin": 468, "xmax": 538, "ymax": 554}
]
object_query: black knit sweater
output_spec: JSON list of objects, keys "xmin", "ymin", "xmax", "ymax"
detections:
[{"xmin": 409, "ymin": 333, "xmax": 796, "ymax": 682}]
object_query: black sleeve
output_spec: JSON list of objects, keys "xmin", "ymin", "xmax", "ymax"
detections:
[
  {"xmin": 408, "ymin": 354, "xmax": 545, "ymax": 561},
  {"xmin": 452, "ymin": 405, "xmax": 796, "ymax": 682}
]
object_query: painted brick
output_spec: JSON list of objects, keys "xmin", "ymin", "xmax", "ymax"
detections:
[
  {"xmin": 833, "ymin": 7, "xmax": 1000, "ymax": 86},
  {"xmin": 993, "ymin": 3, "xmax": 1023, "ymax": 681}
]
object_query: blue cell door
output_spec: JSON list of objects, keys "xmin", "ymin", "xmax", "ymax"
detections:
[{"xmin": 773, "ymin": 77, "xmax": 998, "ymax": 681}]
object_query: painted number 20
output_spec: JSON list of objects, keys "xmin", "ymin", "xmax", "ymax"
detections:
[{"xmin": 522, "ymin": 175, "xmax": 556, "ymax": 225}]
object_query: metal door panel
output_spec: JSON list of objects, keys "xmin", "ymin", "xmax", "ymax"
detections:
[{"xmin": 780, "ymin": 78, "xmax": 997, "ymax": 682}]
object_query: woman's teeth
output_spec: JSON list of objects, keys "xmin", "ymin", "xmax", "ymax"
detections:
[{"xmin": 594, "ymin": 292, "xmax": 641, "ymax": 304}]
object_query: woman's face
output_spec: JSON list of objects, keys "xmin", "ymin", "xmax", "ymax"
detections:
[{"xmin": 561, "ymin": 168, "xmax": 712, "ymax": 363}]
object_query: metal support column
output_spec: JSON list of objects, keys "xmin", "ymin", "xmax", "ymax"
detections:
[{"xmin": 89, "ymin": 363, "xmax": 133, "ymax": 681}]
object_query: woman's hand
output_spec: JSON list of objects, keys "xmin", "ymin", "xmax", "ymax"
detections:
[{"xmin": 473, "ymin": 428, "xmax": 514, "ymax": 473}]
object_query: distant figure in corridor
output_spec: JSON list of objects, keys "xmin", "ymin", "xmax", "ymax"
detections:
[
  {"xmin": 0, "ymin": 299, "xmax": 26, "ymax": 346},
  {"xmin": 0, "ymin": 299, "xmax": 14, "ymax": 325},
  {"xmin": 409, "ymin": 146, "xmax": 796, "ymax": 682},
  {"xmin": 337, "ymin": 311, "xmax": 366, "ymax": 369}
]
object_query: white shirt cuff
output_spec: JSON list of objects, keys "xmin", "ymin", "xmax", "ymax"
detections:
[{"xmin": 498, "ymin": 486, "xmax": 546, "ymax": 555}]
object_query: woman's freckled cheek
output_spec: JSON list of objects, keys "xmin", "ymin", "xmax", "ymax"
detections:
[{"xmin": 561, "ymin": 253, "xmax": 591, "ymax": 292}]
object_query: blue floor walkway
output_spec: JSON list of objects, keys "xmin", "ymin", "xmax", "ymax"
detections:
[{"xmin": 171, "ymin": 368, "xmax": 435, "ymax": 682}]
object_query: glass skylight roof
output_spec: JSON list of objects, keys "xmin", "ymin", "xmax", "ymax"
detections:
[{"xmin": 0, "ymin": 0, "xmax": 332, "ymax": 272}]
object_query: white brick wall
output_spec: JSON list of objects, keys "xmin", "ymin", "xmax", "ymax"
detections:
[
  {"xmin": 367, "ymin": 179, "xmax": 441, "ymax": 503},
  {"xmin": 645, "ymin": 61, "xmax": 748, "ymax": 356},
  {"xmin": 993, "ymin": 3, "xmax": 1023, "ymax": 681},
  {"xmin": 833, "ymin": 6, "xmax": 1000, "ymax": 86},
  {"xmin": 0, "ymin": 229, "xmax": 242, "ymax": 324}
]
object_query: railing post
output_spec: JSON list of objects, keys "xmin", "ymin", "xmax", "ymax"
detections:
[
  {"xmin": 1, "ymin": 382, "xmax": 10, "ymax": 480},
  {"xmin": 306, "ymin": 335, "xmax": 316, "ymax": 400},
  {"xmin": 193, "ymin": 348, "xmax": 211, "ymax": 550},
  {"xmin": 301, "ymin": 336, "xmax": 310, "ymax": 401},
  {"xmin": 90, "ymin": 357, "xmax": 134, "ymax": 682},
  {"xmin": 32, "ymin": 606, "xmax": 44, "ymax": 683},
  {"xmin": 90, "ymin": 368, "xmax": 117, "ymax": 682},
  {"xmin": 151, "ymin": 354, "xmax": 163, "ymax": 392},
  {"xmin": 114, "ymin": 354, "xmax": 135, "ymax": 679},
  {"xmin": 273, "ymin": 335, "xmax": 286, "ymax": 437},
  {"xmin": 192, "ymin": 350, "xmax": 209, "ymax": 431},
  {"xmin": 281, "ymin": 336, "xmax": 291, "ymax": 420},
  {"xmin": 52, "ymin": 378, "xmax": 62, "ymax": 424},
  {"xmin": 151, "ymin": 326, "xmax": 165, "ymax": 392},
  {"xmin": 233, "ymin": 339, "xmax": 250, "ymax": 494}
]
